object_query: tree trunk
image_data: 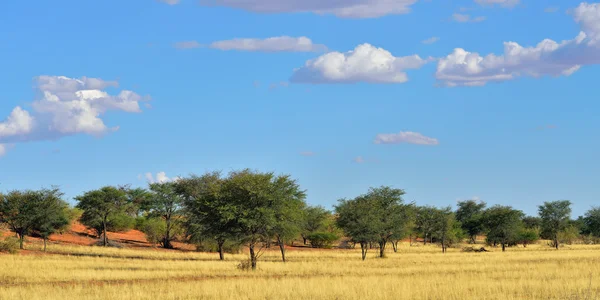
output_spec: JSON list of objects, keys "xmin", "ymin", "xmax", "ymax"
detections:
[
  {"xmin": 18, "ymin": 233, "xmax": 24, "ymax": 250},
  {"xmin": 249, "ymin": 243, "xmax": 257, "ymax": 270},
  {"xmin": 218, "ymin": 240, "xmax": 225, "ymax": 261},
  {"xmin": 423, "ymin": 233, "xmax": 427, "ymax": 245},
  {"xmin": 102, "ymin": 216, "xmax": 108, "ymax": 247},
  {"xmin": 378, "ymin": 241, "xmax": 386, "ymax": 258},
  {"xmin": 360, "ymin": 242, "xmax": 368, "ymax": 261},
  {"xmin": 164, "ymin": 216, "xmax": 173, "ymax": 249},
  {"xmin": 303, "ymin": 236, "xmax": 307, "ymax": 245},
  {"xmin": 442, "ymin": 237, "xmax": 446, "ymax": 253},
  {"xmin": 554, "ymin": 237, "xmax": 559, "ymax": 250},
  {"xmin": 43, "ymin": 238, "xmax": 47, "ymax": 252},
  {"xmin": 501, "ymin": 243, "xmax": 506, "ymax": 252},
  {"xmin": 392, "ymin": 241, "xmax": 398, "ymax": 252},
  {"xmin": 278, "ymin": 237, "xmax": 286, "ymax": 263},
  {"xmin": 470, "ymin": 235, "xmax": 476, "ymax": 244}
]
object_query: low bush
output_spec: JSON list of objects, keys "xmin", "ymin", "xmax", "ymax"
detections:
[
  {"xmin": 307, "ymin": 232, "xmax": 339, "ymax": 249},
  {"xmin": 0, "ymin": 237, "xmax": 20, "ymax": 254}
]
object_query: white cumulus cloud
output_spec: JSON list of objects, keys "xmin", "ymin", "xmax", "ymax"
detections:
[
  {"xmin": 210, "ymin": 36, "xmax": 327, "ymax": 52},
  {"xmin": 199, "ymin": 0, "xmax": 418, "ymax": 18},
  {"xmin": 374, "ymin": 131, "xmax": 439, "ymax": 145},
  {"xmin": 436, "ymin": 2, "xmax": 600, "ymax": 86},
  {"xmin": 0, "ymin": 76, "xmax": 149, "ymax": 155},
  {"xmin": 290, "ymin": 43, "xmax": 429, "ymax": 84},
  {"xmin": 145, "ymin": 172, "xmax": 181, "ymax": 183}
]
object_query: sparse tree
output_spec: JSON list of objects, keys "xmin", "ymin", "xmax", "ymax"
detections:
[
  {"xmin": 75, "ymin": 186, "xmax": 129, "ymax": 247},
  {"xmin": 301, "ymin": 206, "xmax": 331, "ymax": 245},
  {"xmin": 483, "ymin": 205, "xmax": 524, "ymax": 252},
  {"xmin": 176, "ymin": 172, "xmax": 239, "ymax": 260},
  {"xmin": 223, "ymin": 169, "xmax": 280, "ymax": 270},
  {"xmin": 456, "ymin": 200, "xmax": 486, "ymax": 244},
  {"xmin": 147, "ymin": 182, "xmax": 183, "ymax": 249},
  {"xmin": 583, "ymin": 207, "xmax": 600, "ymax": 238},
  {"xmin": 538, "ymin": 200, "xmax": 572, "ymax": 249},
  {"xmin": 517, "ymin": 227, "xmax": 539, "ymax": 247},
  {"xmin": 415, "ymin": 206, "xmax": 438, "ymax": 245},
  {"xmin": 432, "ymin": 207, "xmax": 461, "ymax": 253},
  {"xmin": 33, "ymin": 188, "xmax": 71, "ymax": 251},
  {"xmin": 270, "ymin": 175, "xmax": 307, "ymax": 262},
  {"xmin": 335, "ymin": 196, "xmax": 377, "ymax": 260}
]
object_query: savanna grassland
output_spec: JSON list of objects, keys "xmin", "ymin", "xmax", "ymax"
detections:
[{"xmin": 1, "ymin": 241, "xmax": 600, "ymax": 300}]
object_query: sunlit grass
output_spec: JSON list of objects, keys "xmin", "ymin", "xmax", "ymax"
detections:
[{"xmin": 1, "ymin": 241, "xmax": 599, "ymax": 299}]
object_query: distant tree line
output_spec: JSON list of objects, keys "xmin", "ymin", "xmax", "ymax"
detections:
[{"xmin": 2, "ymin": 170, "xmax": 600, "ymax": 267}]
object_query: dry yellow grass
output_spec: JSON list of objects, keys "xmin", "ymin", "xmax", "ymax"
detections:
[{"xmin": 1, "ymin": 242, "xmax": 599, "ymax": 300}]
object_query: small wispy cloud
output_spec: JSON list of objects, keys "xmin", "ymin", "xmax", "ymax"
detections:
[
  {"xmin": 544, "ymin": 6, "xmax": 559, "ymax": 13},
  {"xmin": 174, "ymin": 41, "xmax": 202, "ymax": 49},
  {"xmin": 158, "ymin": 0, "xmax": 180, "ymax": 5},
  {"xmin": 353, "ymin": 156, "xmax": 365, "ymax": 164},
  {"xmin": 374, "ymin": 131, "xmax": 439, "ymax": 146},
  {"xmin": 422, "ymin": 37, "xmax": 440, "ymax": 44},
  {"xmin": 452, "ymin": 13, "xmax": 486, "ymax": 23}
]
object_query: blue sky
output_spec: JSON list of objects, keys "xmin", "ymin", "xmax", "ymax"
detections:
[{"xmin": 0, "ymin": 0, "xmax": 598, "ymax": 217}]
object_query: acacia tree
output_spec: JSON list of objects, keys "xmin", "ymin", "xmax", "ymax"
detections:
[
  {"xmin": 223, "ymin": 169, "xmax": 279, "ymax": 270},
  {"xmin": 432, "ymin": 207, "xmax": 460, "ymax": 253},
  {"xmin": 270, "ymin": 175, "xmax": 307, "ymax": 262},
  {"xmin": 33, "ymin": 188, "xmax": 71, "ymax": 251},
  {"xmin": 483, "ymin": 205, "xmax": 524, "ymax": 252},
  {"xmin": 176, "ymin": 172, "xmax": 238, "ymax": 260},
  {"xmin": 538, "ymin": 200, "xmax": 572, "ymax": 250},
  {"xmin": 147, "ymin": 182, "xmax": 183, "ymax": 249},
  {"xmin": 0, "ymin": 190, "xmax": 49, "ymax": 249},
  {"xmin": 456, "ymin": 200, "xmax": 486, "ymax": 244},
  {"xmin": 583, "ymin": 207, "xmax": 600, "ymax": 238},
  {"xmin": 415, "ymin": 206, "xmax": 438, "ymax": 245},
  {"xmin": 301, "ymin": 206, "xmax": 331, "ymax": 245},
  {"xmin": 75, "ymin": 186, "xmax": 128, "ymax": 247},
  {"xmin": 335, "ymin": 196, "xmax": 378, "ymax": 260}
]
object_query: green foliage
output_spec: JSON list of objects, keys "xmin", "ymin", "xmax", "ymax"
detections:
[
  {"xmin": 538, "ymin": 200, "xmax": 572, "ymax": 249},
  {"xmin": 415, "ymin": 205, "xmax": 439, "ymax": 244},
  {"xmin": 306, "ymin": 232, "xmax": 338, "ymax": 248},
  {"xmin": 335, "ymin": 186, "xmax": 412, "ymax": 258},
  {"xmin": 107, "ymin": 213, "xmax": 136, "ymax": 232},
  {"xmin": 75, "ymin": 186, "xmax": 129, "ymax": 247},
  {"xmin": 583, "ymin": 207, "xmax": 600, "ymax": 238},
  {"xmin": 147, "ymin": 182, "xmax": 184, "ymax": 249},
  {"xmin": 517, "ymin": 228, "xmax": 540, "ymax": 247},
  {"xmin": 175, "ymin": 172, "xmax": 239, "ymax": 258},
  {"xmin": 522, "ymin": 216, "xmax": 542, "ymax": 229},
  {"xmin": 302, "ymin": 206, "xmax": 333, "ymax": 243},
  {"xmin": 138, "ymin": 217, "xmax": 166, "ymax": 246},
  {"xmin": 483, "ymin": 205, "xmax": 524, "ymax": 251},
  {"xmin": 456, "ymin": 200, "xmax": 486, "ymax": 243},
  {"xmin": 0, "ymin": 237, "xmax": 20, "ymax": 254},
  {"xmin": 558, "ymin": 225, "xmax": 580, "ymax": 245},
  {"xmin": 0, "ymin": 187, "xmax": 70, "ymax": 250},
  {"xmin": 432, "ymin": 207, "xmax": 463, "ymax": 252}
]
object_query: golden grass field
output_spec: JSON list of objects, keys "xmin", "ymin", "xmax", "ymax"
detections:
[{"xmin": 1, "ymin": 241, "xmax": 600, "ymax": 300}]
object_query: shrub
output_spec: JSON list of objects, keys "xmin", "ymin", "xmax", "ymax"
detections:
[
  {"xmin": 0, "ymin": 237, "xmax": 20, "ymax": 254},
  {"xmin": 108, "ymin": 213, "xmax": 136, "ymax": 233},
  {"xmin": 236, "ymin": 260, "xmax": 252, "ymax": 271},
  {"xmin": 139, "ymin": 218, "xmax": 166, "ymax": 247},
  {"xmin": 307, "ymin": 232, "xmax": 339, "ymax": 248}
]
